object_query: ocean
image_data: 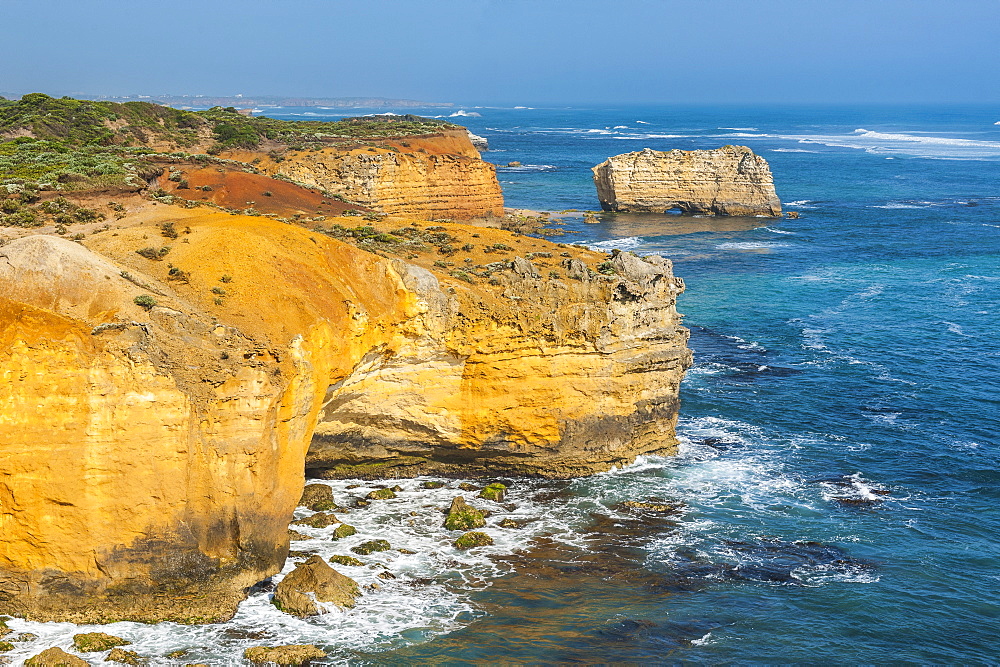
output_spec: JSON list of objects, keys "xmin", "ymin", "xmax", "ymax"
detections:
[{"xmin": 7, "ymin": 105, "xmax": 999, "ymax": 664}]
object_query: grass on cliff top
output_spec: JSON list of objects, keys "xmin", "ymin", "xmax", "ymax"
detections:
[
  {"xmin": 0, "ymin": 94, "xmax": 457, "ymax": 192},
  {"xmin": 1, "ymin": 94, "xmax": 456, "ymax": 151}
]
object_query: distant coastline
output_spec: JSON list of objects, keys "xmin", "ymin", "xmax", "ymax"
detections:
[{"xmin": 0, "ymin": 93, "xmax": 454, "ymax": 109}]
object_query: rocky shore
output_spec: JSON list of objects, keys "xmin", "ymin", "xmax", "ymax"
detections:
[{"xmin": 0, "ymin": 95, "xmax": 690, "ymax": 629}]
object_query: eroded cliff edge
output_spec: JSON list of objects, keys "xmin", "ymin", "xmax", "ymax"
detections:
[
  {"xmin": 0, "ymin": 209, "xmax": 689, "ymax": 623},
  {"xmin": 592, "ymin": 146, "xmax": 781, "ymax": 216}
]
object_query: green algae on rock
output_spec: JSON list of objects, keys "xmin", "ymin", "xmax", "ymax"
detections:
[
  {"xmin": 73, "ymin": 632, "xmax": 131, "ymax": 652},
  {"xmin": 106, "ymin": 647, "xmax": 144, "ymax": 664},
  {"xmin": 444, "ymin": 496, "xmax": 486, "ymax": 531},
  {"xmin": 478, "ymin": 482, "xmax": 508, "ymax": 502},
  {"xmin": 25, "ymin": 647, "xmax": 89, "ymax": 666},
  {"xmin": 244, "ymin": 644, "xmax": 327, "ymax": 666},
  {"xmin": 351, "ymin": 539, "xmax": 391, "ymax": 555},
  {"xmin": 329, "ymin": 554, "xmax": 364, "ymax": 567},
  {"xmin": 454, "ymin": 531, "xmax": 494, "ymax": 550},
  {"xmin": 299, "ymin": 484, "xmax": 337, "ymax": 511},
  {"xmin": 366, "ymin": 487, "xmax": 397, "ymax": 500},
  {"xmin": 331, "ymin": 524, "xmax": 357, "ymax": 540},
  {"xmin": 291, "ymin": 512, "xmax": 338, "ymax": 529}
]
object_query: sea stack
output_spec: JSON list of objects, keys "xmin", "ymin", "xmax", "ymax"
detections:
[{"xmin": 592, "ymin": 146, "xmax": 781, "ymax": 216}]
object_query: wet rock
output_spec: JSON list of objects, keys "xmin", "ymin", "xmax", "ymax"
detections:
[
  {"xmin": 0, "ymin": 641, "xmax": 12, "ymax": 653},
  {"xmin": 351, "ymin": 539, "xmax": 391, "ymax": 555},
  {"xmin": 243, "ymin": 645, "xmax": 326, "ymax": 666},
  {"xmin": 458, "ymin": 482, "xmax": 478, "ymax": 492},
  {"xmin": 25, "ymin": 648, "xmax": 89, "ymax": 666},
  {"xmin": 221, "ymin": 628, "xmax": 270, "ymax": 641},
  {"xmin": 291, "ymin": 512, "xmax": 338, "ymax": 529},
  {"xmin": 444, "ymin": 496, "xmax": 486, "ymax": 531},
  {"xmin": 834, "ymin": 497, "xmax": 882, "ymax": 507},
  {"xmin": 299, "ymin": 484, "xmax": 337, "ymax": 511},
  {"xmin": 478, "ymin": 482, "xmax": 508, "ymax": 502},
  {"xmin": 398, "ymin": 548, "xmax": 417, "ymax": 555},
  {"xmin": 329, "ymin": 554, "xmax": 364, "ymax": 567},
  {"xmin": 377, "ymin": 571, "xmax": 397, "ymax": 580},
  {"xmin": 164, "ymin": 650, "xmax": 187, "ymax": 659},
  {"xmin": 498, "ymin": 518, "xmax": 522, "ymax": 528},
  {"xmin": 331, "ymin": 524, "xmax": 357, "ymax": 540},
  {"xmin": 391, "ymin": 485, "xmax": 403, "ymax": 492},
  {"xmin": 0, "ymin": 621, "xmax": 8, "ymax": 639},
  {"xmin": 621, "ymin": 500, "xmax": 683, "ymax": 513},
  {"xmin": 346, "ymin": 484, "xmax": 360, "ymax": 489},
  {"xmin": 73, "ymin": 632, "xmax": 131, "ymax": 652},
  {"xmin": 13, "ymin": 633, "xmax": 38, "ymax": 642},
  {"xmin": 287, "ymin": 529, "xmax": 312, "ymax": 541},
  {"xmin": 421, "ymin": 480, "xmax": 445, "ymax": 489},
  {"xmin": 106, "ymin": 647, "xmax": 143, "ymax": 664},
  {"xmin": 366, "ymin": 488, "xmax": 396, "ymax": 500},
  {"xmin": 786, "ymin": 211, "xmax": 800, "ymax": 219},
  {"xmin": 288, "ymin": 550, "xmax": 316, "ymax": 559},
  {"xmin": 353, "ymin": 499, "xmax": 371, "ymax": 508},
  {"xmin": 507, "ymin": 161, "xmax": 521, "ymax": 167},
  {"xmin": 454, "ymin": 531, "xmax": 493, "ymax": 550},
  {"xmin": 272, "ymin": 556, "xmax": 360, "ymax": 617}
]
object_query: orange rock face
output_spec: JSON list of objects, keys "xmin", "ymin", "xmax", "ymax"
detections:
[
  {"xmin": 258, "ymin": 130, "xmax": 504, "ymax": 220},
  {"xmin": 0, "ymin": 209, "xmax": 689, "ymax": 622},
  {"xmin": 0, "ymin": 217, "xmax": 418, "ymax": 622}
]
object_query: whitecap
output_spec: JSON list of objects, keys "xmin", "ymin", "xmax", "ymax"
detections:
[
  {"xmin": 762, "ymin": 226, "xmax": 795, "ymax": 235},
  {"xmin": 449, "ymin": 110, "xmax": 481, "ymax": 117},
  {"xmin": 770, "ymin": 148, "xmax": 819, "ymax": 153},
  {"xmin": 635, "ymin": 120, "xmax": 650, "ymax": 124},
  {"xmin": 719, "ymin": 127, "xmax": 758, "ymax": 131},
  {"xmin": 587, "ymin": 236, "xmax": 644, "ymax": 251},
  {"xmin": 716, "ymin": 241, "xmax": 790, "ymax": 250}
]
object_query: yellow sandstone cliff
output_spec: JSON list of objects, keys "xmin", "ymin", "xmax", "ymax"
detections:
[
  {"xmin": 250, "ymin": 129, "xmax": 504, "ymax": 220},
  {"xmin": 0, "ymin": 209, "xmax": 688, "ymax": 623},
  {"xmin": 592, "ymin": 146, "xmax": 782, "ymax": 216}
]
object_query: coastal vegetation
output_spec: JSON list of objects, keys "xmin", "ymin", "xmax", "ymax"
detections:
[{"xmin": 0, "ymin": 94, "xmax": 456, "ymax": 195}]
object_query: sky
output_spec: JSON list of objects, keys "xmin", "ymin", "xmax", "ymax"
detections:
[{"xmin": 1, "ymin": 0, "xmax": 998, "ymax": 105}]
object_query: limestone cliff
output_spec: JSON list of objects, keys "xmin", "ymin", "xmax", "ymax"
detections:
[
  {"xmin": 0, "ymin": 218, "xmax": 420, "ymax": 623},
  {"xmin": 308, "ymin": 248, "xmax": 691, "ymax": 478},
  {"xmin": 256, "ymin": 129, "xmax": 504, "ymax": 220},
  {"xmin": 592, "ymin": 146, "xmax": 781, "ymax": 216},
  {"xmin": 0, "ymin": 210, "xmax": 689, "ymax": 622}
]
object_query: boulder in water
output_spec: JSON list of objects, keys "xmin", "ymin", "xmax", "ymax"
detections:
[
  {"xmin": 454, "ymin": 531, "xmax": 494, "ymax": 550},
  {"xmin": 244, "ymin": 644, "xmax": 327, "ymax": 665},
  {"xmin": 299, "ymin": 484, "xmax": 336, "ymax": 511},
  {"xmin": 291, "ymin": 511, "xmax": 338, "ymax": 529},
  {"xmin": 478, "ymin": 482, "xmax": 508, "ymax": 502},
  {"xmin": 272, "ymin": 556, "xmax": 360, "ymax": 617},
  {"xmin": 25, "ymin": 647, "xmax": 89, "ymax": 666},
  {"xmin": 73, "ymin": 632, "xmax": 131, "ymax": 652},
  {"xmin": 106, "ymin": 647, "xmax": 143, "ymax": 664},
  {"xmin": 444, "ymin": 496, "xmax": 486, "ymax": 531}
]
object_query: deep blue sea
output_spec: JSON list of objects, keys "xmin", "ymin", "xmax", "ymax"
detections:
[{"xmin": 9, "ymin": 105, "xmax": 999, "ymax": 664}]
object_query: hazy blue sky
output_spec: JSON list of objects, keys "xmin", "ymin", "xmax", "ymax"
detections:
[{"xmin": 2, "ymin": 0, "xmax": 998, "ymax": 104}]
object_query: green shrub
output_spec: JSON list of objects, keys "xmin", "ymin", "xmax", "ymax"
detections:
[{"xmin": 133, "ymin": 295, "xmax": 156, "ymax": 310}]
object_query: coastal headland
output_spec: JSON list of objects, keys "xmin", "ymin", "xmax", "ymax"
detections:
[{"xmin": 0, "ymin": 95, "xmax": 690, "ymax": 623}]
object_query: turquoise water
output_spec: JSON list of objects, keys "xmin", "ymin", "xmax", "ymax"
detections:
[
  {"xmin": 444, "ymin": 105, "xmax": 1000, "ymax": 663},
  {"xmin": 10, "ymin": 106, "xmax": 998, "ymax": 664}
]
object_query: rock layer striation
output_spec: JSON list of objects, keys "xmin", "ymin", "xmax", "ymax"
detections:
[
  {"xmin": 262, "ymin": 130, "xmax": 504, "ymax": 220},
  {"xmin": 592, "ymin": 146, "xmax": 781, "ymax": 216}
]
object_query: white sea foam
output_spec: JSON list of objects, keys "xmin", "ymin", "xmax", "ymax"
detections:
[
  {"xmin": 496, "ymin": 164, "xmax": 557, "ymax": 172},
  {"xmin": 762, "ymin": 226, "xmax": 796, "ymax": 235},
  {"xmin": 784, "ymin": 200, "xmax": 816, "ymax": 208},
  {"xmin": 720, "ymin": 127, "xmax": 758, "ymax": 131},
  {"xmin": 449, "ymin": 110, "xmax": 481, "ymax": 117},
  {"xmin": 770, "ymin": 148, "xmax": 819, "ymax": 153},
  {"xmin": 635, "ymin": 120, "xmax": 650, "ymax": 124},
  {"xmin": 588, "ymin": 236, "xmax": 644, "ymax": 251},
  {"xmin": 716, "ymin": 241, "xmax": 791, "ymax": 250}
]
